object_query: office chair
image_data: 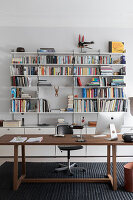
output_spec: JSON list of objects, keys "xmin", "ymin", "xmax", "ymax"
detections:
[{"xmin": 55, "ymin": 124, "xmax": 86, "ymax": 175}]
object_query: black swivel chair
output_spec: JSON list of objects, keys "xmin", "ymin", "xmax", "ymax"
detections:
[{"xmin": 55, "ymin": 124, "xmax": 86, "ymax": 175}]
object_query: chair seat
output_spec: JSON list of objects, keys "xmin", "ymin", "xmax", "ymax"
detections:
[{"xmin": 58, "ymin": 145, "xmax": 83, "ymax": 151}]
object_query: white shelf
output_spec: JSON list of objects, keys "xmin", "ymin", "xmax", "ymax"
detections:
[
  {"xmin": 11, "ymin": 63, "xmax": 126, "ymax": 66},
  {"xmin": 11, "ymin": 51, "xmax": 74, "ymax": 55},
  {"xmin": 74, "ymin": 52, "xmax": 126, "ymax": 55},
  {"xmin": 11, "ymin": 74, "xmax": 125, "ymax": 77},
  {"xmin": 12, "ymin": 63, "xmax": 38, "ymax": 66},
  {"xmin": 74, "ymin": 75, "xmax": 125, "ymax": 77},
  {"xmin": 11, "ymin": 63, "xmax": 73, "ymax": 66},
  {"xmin": 10, "ymin": 111, "xmax": 127, "ymax": 114},
  {"xmin": 74, "ymin": 98, "xmax": 126, "ymax": 100},
  {"xmin": 10, "ymin": 75, "xmax": 38, "ymax": 77},
  {"xmin": 10, "ymin": 112, "xmax": 74, "ymax": 114},
  {"xmin": 11, "ymin": 98, "xmax": 38, "ymax": 100},
  {"xmin": 74, "ymin": 86, "xmax": 126, "ymax": 88},
  {"xmin": 38, "ymin": 75, "xmax": 73, "ymax": 77},
  {"xmin": 11, "ymin": 86, "xmax": 37, "ymax": 88},
  {"xmin": 74, "ymin": 64, "xmax": 125, "ymax": 66},
  {"xmin": 11, "ymin": 52, "xmax": 38, "ymax": 55},
  {"xmin": 11, "ymin": 51, "xmax": 126, "ymax": 56}
]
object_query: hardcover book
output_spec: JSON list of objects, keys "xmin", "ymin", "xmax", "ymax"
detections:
[{"xmin": 109, "ymin": 41, "xmax": 124, "ymax": 53}]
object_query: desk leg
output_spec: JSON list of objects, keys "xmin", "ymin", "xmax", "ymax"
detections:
[
  {"xmin": 21, "ymin": 145, "xmax": 26, "ymax": 176},
  {"xmin": 107, "ymin": 145, "xmax": 110, "ymax": 175},
  {"xmin": 13, "ymin": 145, "xmax": 18, "ymax": 190},
  {"xmin": 112, "ymin": 145, "xmax": 117, "ymax": 191}
]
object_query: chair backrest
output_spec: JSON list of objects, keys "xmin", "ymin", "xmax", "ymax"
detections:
[{"xmin": 57, "ymin": 125, "xmax": 73, "ymax": 135}]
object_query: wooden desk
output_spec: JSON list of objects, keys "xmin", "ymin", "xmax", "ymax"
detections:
[{"xmin": 0, "ymin": 134, "xmax": 130, "ymax": 191}]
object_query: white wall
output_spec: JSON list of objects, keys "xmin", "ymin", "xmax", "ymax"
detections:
[{"xmin": 0, "ymin": 0, "xmax": 133, "ymax": 28}]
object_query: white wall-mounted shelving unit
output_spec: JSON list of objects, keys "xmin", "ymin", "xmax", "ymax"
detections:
[{"xmin": 10, "ymin": 50, "xmax": 127, "ymax": 125}]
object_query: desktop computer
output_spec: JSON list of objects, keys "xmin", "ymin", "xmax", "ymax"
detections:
[{"xmin": 95, "ymin": 112, "xmax": 124, "ymax": 140}]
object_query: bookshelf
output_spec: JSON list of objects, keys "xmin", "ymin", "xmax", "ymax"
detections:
[{"xmin": 10, "ymin": 51, "xmax": 127, "ymax": 124}]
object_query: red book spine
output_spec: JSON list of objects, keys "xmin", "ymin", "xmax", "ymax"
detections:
[
  {"xmin": 20, "ymin": 100, "xmax": 21, "ymax": 112},
  {"xmin": 77, "ymin": 77, "xmax": 82, "ymax": 86}
]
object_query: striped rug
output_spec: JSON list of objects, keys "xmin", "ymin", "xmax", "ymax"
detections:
[{"xmin": 0, "ymin": 162, "xmax": 133, "ymax": 200}]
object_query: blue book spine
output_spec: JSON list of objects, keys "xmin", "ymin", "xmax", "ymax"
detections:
[{"xmin": 82, "ymin": 88, "xmax": 87, "ymax": 98}]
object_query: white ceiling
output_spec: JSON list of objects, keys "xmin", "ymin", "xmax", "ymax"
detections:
[{"xmin": 0, "ymin": 0, "xmax": 133, "ymax": 28}]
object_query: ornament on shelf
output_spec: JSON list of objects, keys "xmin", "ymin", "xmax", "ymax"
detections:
[
  {"xmin": 78, "ymin": 34, "xmax": 94, "ymax": 52},
  {"xmin": 54, "ymin": 86, "xmax": 59, "ymax": 97}
]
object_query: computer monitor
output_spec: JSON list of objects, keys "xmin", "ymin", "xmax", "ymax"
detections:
[{"xmin": 95, "ymin": 112, "xmax": 124, "ymax": 140}]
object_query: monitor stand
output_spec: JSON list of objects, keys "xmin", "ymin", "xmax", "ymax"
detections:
[{"xmin": 107, "ymin": 123, "xmax": 118, "ymax": 141}]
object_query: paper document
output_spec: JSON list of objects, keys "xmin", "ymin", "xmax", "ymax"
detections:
[
  {"xmin": 54, "ymin": 134, "xmax": 64, "ymax": 137},
  {"xmin": 26, "ymin": 137, "xmax": 43, "ymax": 142},
  {"xmin": 10, "ymin": 137, "xmax": 27, "ymax": 143},
  {"xmin": 93, "ymin": 135, "xmax": 106, "ymax": 137}
]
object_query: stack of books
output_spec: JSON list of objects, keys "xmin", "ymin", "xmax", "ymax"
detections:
[
  {"xmin": 21, "ymin": 93, "xmax": 32, "ymax": 98},
  {"xmin": 100, "ymin": 66, "xmax": 113, "ymax": 75},
  {"xmin": 37, "ymin": 80, "xmax": 52, "ymax": 86},
  {"xmin": 3, "ymin": 120, "xmax": 22, "ymax": 127},
  {"xmin": 87, "ymin": 78, "xmax": 100, "ymax": 86},
  {"xmin": 67, "ymin": 95, "xmax": 73, "ymax": 112},
  {"xmin": 111, "ymin": 78, "xmax": 126, "ymax": 86}
]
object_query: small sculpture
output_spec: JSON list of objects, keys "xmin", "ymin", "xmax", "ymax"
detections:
[
  {"xmin": 78, "ymin": 34, "xmax": 94, "ymax": 52},
  {"xmin": 54, "ymin": 86, "xmax": 59, "ymax": 97}
]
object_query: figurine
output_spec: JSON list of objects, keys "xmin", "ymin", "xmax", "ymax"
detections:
[
  {"xmin": 54, "ymin": 86, "xmax": 59, "ymax": 97},
  {"xmin": 78, "ymin": 34, "xmax": 94, "ymax": 52}
]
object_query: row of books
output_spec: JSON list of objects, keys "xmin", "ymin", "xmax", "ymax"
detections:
[
  {"xmin": 73, "ymin": 67, "xmax": 100, "ymax": 75},
  {"xmin": 10, "ymin": 66, "xmax": 126, "ymax": 77},
  {"xmin": 38, "ymin": 66, "xmax": 73, "ymax": 76},
  {"xmin": 10, "ymin": 66, "xmax": 38, "ymax": 75},
  {"xmin": 12, "ymin": 56, "xmax": 38, "ymax": 64},
  {"xmin": 11, "ymin": 99, "xmax": 50, "ymax": 113},
  {"xmin": 11, "ymin": 88, "xmax": 22, "ymax": 98},
  {"xmin": 74, "ymin": 99, "xmax": 127, "ymax": 112},
  {"xmin": 11, "ymin": 99, "xmax": 36, "ymax": 112},
  {"xmin": 74, "ymin": 55, "xmax": 113, "ymax": 64},
  {"xmin": 82, "ymin": 88, "xmax": 125, "ymax": 98},
  {"xmin": 38, "ymin": 99, "xmax": 49, "ymax": 112},
  {"xmin": 12, "ymin": 56, "xmax": 74, "ymax": 65},
  {"xmin": 12, "ymin": 55, "xmax": 125, "ymax": 65},
  {"xmin": 38, "ymin": 55, "xmax": 74, "ymax": 65},
  {"xmin": 11, "ymin": 76, "xmax": 31, "ymax": 86}
]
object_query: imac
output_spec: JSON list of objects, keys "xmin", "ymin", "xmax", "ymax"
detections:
[{"xmin": 95, "ymin": 112, "xmax": 124, "ymax": 140}]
